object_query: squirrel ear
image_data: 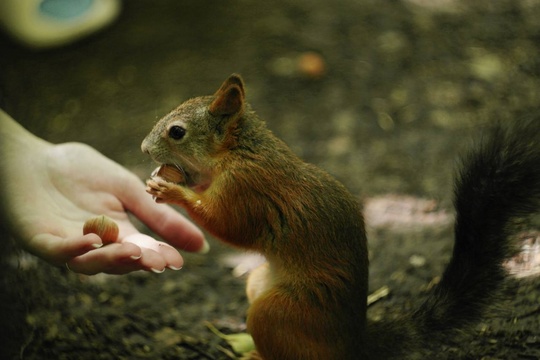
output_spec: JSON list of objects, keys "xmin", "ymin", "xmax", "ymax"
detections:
[{"xmin": 209, "ymin": 74, "xmax": 245, "ymax": 116}]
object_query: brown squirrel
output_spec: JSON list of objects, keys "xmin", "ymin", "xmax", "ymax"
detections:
[{"xmin": 141, "ymin": 74, "xmax": 540, "ymax": 359}]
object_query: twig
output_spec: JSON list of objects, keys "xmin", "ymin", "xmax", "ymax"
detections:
[{"xmin": 367, "ymin": 286, "xmax": 391, "ymax": 306}]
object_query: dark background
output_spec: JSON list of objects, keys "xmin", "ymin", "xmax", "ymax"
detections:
[{"xmin": 1, "ymin": 0, "xmax": 539, "ymax": 359}]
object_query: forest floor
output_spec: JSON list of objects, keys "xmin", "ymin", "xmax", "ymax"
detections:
[{"xmin": 1, "ymin": 0, "xmax": 539, "ymax": 359}]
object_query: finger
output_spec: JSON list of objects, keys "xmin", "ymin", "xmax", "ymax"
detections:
[
  {"xmin": 29, "ymin": 233, "xmax": 104, "ymax": 266},
  {"xmin": 67, "ymin": 242, "xmax": 143, "ymax": 275},
  {"xmin": 145, "ymin": 207, "xmax": 208, "ymax": 253},
  {"xmin": 122, "ymin": 233, "xmax": 183, "ymax": 271},
  {"xmin": 118, "ymin": 176, "xmax": 208, "ymax": 253},
  {"xmin": 138, "ymin": 247, "xmax": 167, "ymax": 273},
  {"xmin": 158, "ymin": 242, "xmax": 184, "ymax": 270}
]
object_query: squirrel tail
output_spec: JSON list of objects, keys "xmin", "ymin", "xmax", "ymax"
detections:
[
  {"xmin": 368, "ymin": 120, "xmax": 540, "ymax": 358},
  {"xmin": 414, "ymin": 119, "xmax": 540, "ymax": 335}
]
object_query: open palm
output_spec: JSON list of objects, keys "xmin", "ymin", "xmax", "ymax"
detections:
[{"xmin": 1, "ymin": 110, "xmax": 206, "ymax": 275}]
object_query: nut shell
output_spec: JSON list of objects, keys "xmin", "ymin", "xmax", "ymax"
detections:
[
  {"xmin": 83, "ymin": 215, "xmax": 119, "ymax": 244},
  {"xmin": 155, "ymin": 164, "xmax": 184, "ymax": 184}
]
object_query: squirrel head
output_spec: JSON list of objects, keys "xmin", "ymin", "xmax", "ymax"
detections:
[{"xmin": 141, "ymin": 74, "xmax": 248, "ymax": 186}]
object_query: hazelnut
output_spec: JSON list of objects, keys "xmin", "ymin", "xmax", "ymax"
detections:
[
  {"xmin": 83, "ymin": 215, "xmax": 119, "ymax": 244},
  {"xmin": 154, "ymin": 164, "xmax": 184, "ymax": 183}
]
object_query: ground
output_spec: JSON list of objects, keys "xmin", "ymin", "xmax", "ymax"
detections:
[{"xmin": 1, "ymin": 0, "xmax": 540, "ymax": 359}]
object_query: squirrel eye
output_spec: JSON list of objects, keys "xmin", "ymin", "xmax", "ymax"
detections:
[{"xmin": 168, "ymin": 125, "xmax": 186, "ymax": 140}]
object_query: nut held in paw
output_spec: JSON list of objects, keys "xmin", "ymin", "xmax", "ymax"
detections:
[
  {"xmin": 154, "ymin": 164, "xmax": 184, "ymax": 183},
  {"xmin": 83, "ymin": 215, "xmax": 119, "ymax": 244}
]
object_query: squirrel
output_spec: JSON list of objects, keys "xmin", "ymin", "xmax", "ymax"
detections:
[{"xmin": 141, "ymin": 74, "xmax": 540, "ymax": 359}]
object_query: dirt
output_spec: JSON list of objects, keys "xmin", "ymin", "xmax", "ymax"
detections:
[{"xmin": 1, "ymin": 0, "xmax": 539, "ymax": 359}]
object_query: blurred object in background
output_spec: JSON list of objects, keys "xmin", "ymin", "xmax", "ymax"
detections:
[{"xmin": 0, "ymin": 0, "xmax": 121, "ymax": 49}]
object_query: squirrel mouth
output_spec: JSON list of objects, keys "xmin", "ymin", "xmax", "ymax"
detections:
[
  {"xmin": 152, "ymin": 164, "xmax": 209, "ymax": 192},
  {"xmin": 151, "ymin": 164, "xmax": 190, "ymax": 184}
]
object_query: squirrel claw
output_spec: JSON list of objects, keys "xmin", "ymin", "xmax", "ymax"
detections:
[
  {"xmin": 146, "ymin": 178, "xmax": 179, "ymax": 204},
  {"xmin": 146, "ymin": 178, "xmax": 167, "ymax": 194}
]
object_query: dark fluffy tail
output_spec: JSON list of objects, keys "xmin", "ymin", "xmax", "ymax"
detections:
[
  {"xmin": 366, "ymin": 120, "xmax": 540, "ymax": 359},
  {"xmin": 413, "ymin": 119, "xmax": 540, "ymax": 337}
]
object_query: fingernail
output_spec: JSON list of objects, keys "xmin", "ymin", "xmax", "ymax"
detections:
[
  {"xmin": 197, "ymin": 239, "xmax": 210, "ymax": 254},
  {"xmin": 130, "ymin": 254, "xmax": 142, "ymax": 260},
  {"xmin": 92, "ymin": 243, "xmax": 103, "ymax": 249},
  {"xmin": 168, "ymin": 265, "xmax": 183, "ymax": 271},
  {"xmin": 150, "ymin": 267, "xmax": 165, "ymax": 274}
]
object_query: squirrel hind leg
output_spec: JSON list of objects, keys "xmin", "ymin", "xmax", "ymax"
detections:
[{"xmin": 246, "ymin": 287, "xmax": 361, "ymax": 360}]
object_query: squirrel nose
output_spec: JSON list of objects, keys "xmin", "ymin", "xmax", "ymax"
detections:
[
  {"xmin": 141, "ymin": 140, "xmax": 150, "ymax": 154},
  {"xmin": 141, "ymin": 143, "xmax": 150, "ymax": 155}
]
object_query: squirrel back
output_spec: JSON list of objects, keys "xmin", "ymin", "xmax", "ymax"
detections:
[{"xmin": 142, "ymin": 74, "xmax": 540, "ymax": 359}]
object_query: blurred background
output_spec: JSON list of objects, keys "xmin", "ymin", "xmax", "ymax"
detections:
[
  {"xmin": 1, "ymin": 0, "xmax": 539, "ymax": 359},
  {"xmin": 3, "ymin": 0, "xmax": 540, "ymax": 198}
]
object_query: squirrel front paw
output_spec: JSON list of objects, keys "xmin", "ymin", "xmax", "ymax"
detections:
[{"xmin": 146, "ymin": 177, "xmax": 179, "ymax": 203}]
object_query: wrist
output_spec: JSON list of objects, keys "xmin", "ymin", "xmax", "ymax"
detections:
[
  {"xmin": 0, "ymin": 109, "xmax": 52, "ymax": 236},
  {"xmin": 0, "ymin": 109, "xmax": 51, "ymax": 154}
]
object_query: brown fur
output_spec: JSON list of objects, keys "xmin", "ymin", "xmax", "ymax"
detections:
[
  {"xmin": 142, "ymin": 74, "xmax": 540, "ymax": 359},
  {"xmin": 142, "ymin": 74, "xmax": 368, "ymax": 359}
]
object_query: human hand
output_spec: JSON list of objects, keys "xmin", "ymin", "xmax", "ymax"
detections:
[{"xmin": 0, "ymin": 110, "xmax": 207, "ymax": 275}]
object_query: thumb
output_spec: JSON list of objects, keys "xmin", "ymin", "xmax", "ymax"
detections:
[{"xmin": 28, "ymin": 233, "xmax": 104, "ymax": 266}]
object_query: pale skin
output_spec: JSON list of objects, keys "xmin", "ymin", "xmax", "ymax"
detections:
[{"xmin": 0, "ymin": 109, "xmax": 208, "ymax": 275}]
